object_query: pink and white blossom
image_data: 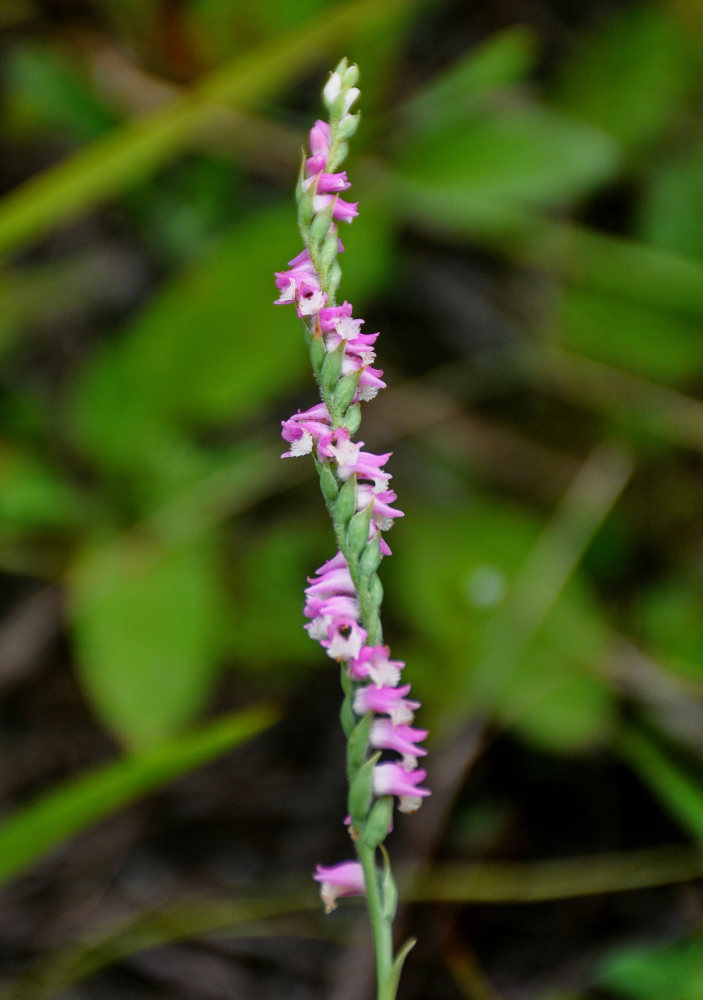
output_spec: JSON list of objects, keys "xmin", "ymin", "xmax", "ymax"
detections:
[
  {"xmin": 369, "ymin": 719, "xmax": 428, "ymax": 760},
  {"xmin": 356, "ymin": 485, "xmax": 404, "ymax": 530},
  {"xmin": 353, "ymin": 683, "xmax": 420, "ymax": 725},
  {"xmin": 312, "ymin": 193, "xmax": 359, "ymax": 223},
  {"xmin": 280, "ymin": 403, "xmax": 331, "ymax": 458},
  {"xmin": 350, "ymin": 645, "xmax": 404, "ymax": 686},
  {"xmin": 372, "ymin": 762, "xmax": 430, "ymax": 813},
  {"xmin": 314, "ymin": 861, "xmax": 366, "ymax": 913},
  {"xmin": 321, "ymin": 618, "xmax": 367, "ymax": 661}
]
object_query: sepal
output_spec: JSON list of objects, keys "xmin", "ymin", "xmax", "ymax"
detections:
[
  {"xmin": 327, "ymin": 141, "xmax": 349, "ymax": 174},
  {"xmin": 334, "ymin": 474, "xmax": 357, "ymax": 527},
  {"xmin": 318, "ymin": 227, "xmax": 339, "ymax": 279},
  {"xmin": 309, "ymin": 333, "xmax": 325, "ymax": 377},
  {"xmin": 327, "ymin": 259, "xmax": 343, "ymax": 301},
  {"xmin": 359, "ymin": 534, "xmax": 382, "ymax": 576},
  {"xmin": 309, "ymin": 200, "xmax": 336, "ymax": 253},
  {"xmin": 296, "ymin": 151, "xmax": 313, "ymax": 233},
  {"xmin": 360, "ymin": 796, "xmax": 393, "ymax": 850},
  {"xmin": 346, "ymin": 712, "xmax": 373, "ymax": 779},
  {"xmin": 333, "ymin": 370, "xmax": 362, "ymax": 414},
  {"xmin": 380, "ymin": 845, "xmax": 399, "ymax": 921},
  {"xmin": 367, "ymin": 572, "xmax": 384, "ymax": 609},
  {"xmin": 346, "ymin": 506, "xmax": 372, "ymax": 561},
  {"xmin": 342, "ymin": 404, "xmax": 362, "ymax": 435},
  {"xmin": 320, "ymin": 341, "xmax": 345, "ymax": 394},
  {"xmin": 337, "ymin": 112, "xmax": 360, "ymax": 140},
  {"xmin": 318, "ymin": 462, "xmax": 339, "ymax": 505},
  {"xmin": 340, "ymin": 696, "xmax": 355, "ymax": 739},
  {"xmin": 348, "ymin": 752, "xmax": 380, "ymax": 827},
  {"xmin": 342, "ymin": 63, "xmax": 359, "ymax": 88}
]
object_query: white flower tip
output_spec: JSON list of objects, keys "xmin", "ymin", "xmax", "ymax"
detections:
[
  {"xmin": 398, "ymin": 795, "xmax": 423, "ymax": 815},
  {"xmin": 288, "ymin": 431, "xmax": 313, "ymax": 457},
  {"xmin": 319, "ymin": 884, "xmax": 339, "ymax": 914},
  {"xmin": 323, "ymin": 72, "xmax": 342, "ymax": 107},
  {"xmin": 274, "ymin": 280, "xmax": 296, "ymax": 304},
  {"xmin": 298, "ymin": 290, "xmax": 326, "ymax": 316},
  {"xmin": 356, "ymin": 385, "xmax": 380, "ymax": 402},
  {"xmin": 343, "ymin": 87, "xmax": 360, "ymax": 115}
]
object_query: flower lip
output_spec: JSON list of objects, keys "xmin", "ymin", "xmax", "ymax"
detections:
[{"xmin": 372, "ymin": 761, "xmax": 431, "ymax": 801}]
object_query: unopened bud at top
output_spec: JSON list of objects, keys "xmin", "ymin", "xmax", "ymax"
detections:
[{"xmin": 323, "ymin": 59, "xmax": 361, "ymax": 121}]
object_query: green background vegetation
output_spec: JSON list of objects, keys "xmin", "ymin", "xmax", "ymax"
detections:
[{"xmin": 3, "ymin": 0, "xmax": 703, "ymax": 996}]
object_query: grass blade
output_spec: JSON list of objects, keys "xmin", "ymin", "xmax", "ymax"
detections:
[{"xmin": 0, "ymin": 704, "xmax": 278, "ymax": 887}]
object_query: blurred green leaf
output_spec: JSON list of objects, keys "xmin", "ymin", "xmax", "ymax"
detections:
[
  {"xmin": 638, "ymin": 137, "xmax": 703, "ymax": 262},
  {"xmin": 390, "ymin": 178, "xmax": 703, "ymax": 319},
  {"xmin": 226, "ymin": 519, "xmax": 326, "ymax": 674},
  {"xmin": 0, "ymin": 445, "xmax": 88, "ymax": 536},
  {"xmin": 395, "ymin": 102, "xmax": 619, "ymax": 210},
  {"xmin": 72, "ymin": 535, "xmax": 221, "ymax": 747},
  {"xmin": 388, "ymin": 494, "xmax": 614, "ymax": 747},
  {"xmin": 396, "ymin": 25, "xmax": 537, "ymax": 133},
  {"xmin": 336, "ymin": 190, "xmax": 396, "ymax": 305},
  {"xmin": 188, "ymin": 0, "xmax": 332, "ymax": 64},
  {"xmin": 506, "ymin": 618, "xmax": 614, "ymax": 753},
  {"xmin": 553, "ymin": 3, "xmax": 695, "ymax": 148},
  {"xmin": 556, "ymin": 288, "xmax": 703, "ymax": 385},
  {"xmin": 0, "ymin": 0, "xmax": 416, "ymax": 255},
  {"xmin": 0, "ymin": 704, "xmax": 277, "ymax": 888},
  {"xmin": 128, "ymin": 156, "xmax": 238, "ymax": 262},
  {"xmin": 596, "ymin": 935, "xmax": 703, "ymax": 1000},
  {"xmin": 69, "ymin": 203, "xmax": 306, "ymax": 469},
  {"xmin": 0, "ymin": 250, "xmax": 139, "ymax": 360},
  {"xmin": 518, "ymin": 344, "xmax": 703, "ymax": 455},
  {"xmin": 640, "ymin": 576, "xmax": 703, "ymax": 682},
  {"xmin": 4, "ymin": 44, "xmax": 117, "ymax": 141},
  {"xmin": 619, "ymin": 725, "xmax": 703, "ymax": 840}
]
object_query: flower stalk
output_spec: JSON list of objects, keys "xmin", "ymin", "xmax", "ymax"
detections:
[{"xmin": 275, "ymin": 60, "xmax": 428, "ymax": 1000}]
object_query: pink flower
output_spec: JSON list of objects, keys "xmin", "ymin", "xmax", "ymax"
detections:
[
  {"xmin": 274, "ymin": 249, "xmax": 327, "ymax": 315},
  {"xmin": 317, "ymin": 429, "xmax": 391, "ymax": 485},
  {"xmin": 315, "ymin": 550, "xmax": 348, "ymax": 574},
  {"xmin": 335, "ymin": 331, "xmax": 378, "ymax": 364},
  {"xmin": 353, "ymin": 683, "xmax": 420, "ymax": 725},
  {"xmin": 350, "ymin": 645, "xmax": 404, "ymax": 686},
  {"xmin": 273, "ymin": 271, "xmax": 315, "ymax": 305},
  {"xmin": 304, "ymin": 171, "xmax": 352, "ymax": 194},
  {"xmin": 281, "ymin": 403, "xmax": 331, "ymax": 458},
  {"xmin": 354, "ymin": 366, "xmax": 387, "ymax": 402},
  {"xmin": 370, "ymin": 524, "xmax": 393, "ymax": 557},
  {"xmin": 305, "ymin": 564, "xmax": 355, "ymax": 597},
  {"xmin": 303, "ymin": 593, "xmax": 360, "ymax": 626},
  {"xmin": 372, "ymin": 762, "xmax": 430, "ymax": 813},
  {"xmin": 314, "ymin": 860, "xmax": 365, "ymax": 914},
  {"xmin": 356, "ymin": 485, "xmax": 404, "ymax": 530},
  {"xmin": 313, "ymin": 193, "xmax": 359, "ymax": 223},
  {"xmin": 318, "ymin": 301, "xmax": 353, "ymax": 333},
  {"xmin": 305, "ymin": 120, "xmax": 332, "ymax": 175},
  {"xmin": 321, "ymin": 618, "xmax": 367, "ymax": 661},
  {"xmin": 369, "ymin": 719, "xmax": 428, "ymax": 760}
]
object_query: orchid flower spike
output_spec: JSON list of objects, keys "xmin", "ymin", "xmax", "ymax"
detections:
[{"xmin": 273, "ymin": 60, "xmax": 427, "ymax": 1000}]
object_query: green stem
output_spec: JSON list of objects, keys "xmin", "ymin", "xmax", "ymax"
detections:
[{"xmin": 357, "ymin": 844, "xmax": 396, "ymax": 1000}]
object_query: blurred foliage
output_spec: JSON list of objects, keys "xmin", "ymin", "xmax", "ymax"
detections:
[
  {"xmin": 3, "ymin": 0, "xmax": 703, "ymax": 996},
  {"xmin": 595, "ymin": 935, "xmax": 703, "ymax": 1000}
]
